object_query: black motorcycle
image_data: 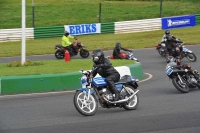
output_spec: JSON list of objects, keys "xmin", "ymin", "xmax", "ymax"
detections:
[
  {"xmin": 165, "ymin": 62, "xmax": 200, "ymax": 93},
  {"xmin": 55, "ymin": 40, "xmax": 89, "ymax": 59}
]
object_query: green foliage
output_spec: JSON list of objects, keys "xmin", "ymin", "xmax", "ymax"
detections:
[
  {"xmin": 6, "ymin": 59, "xmax": 44, "ymax": 67},
  {"xmin": 0, "ymin": 0, "xmax": 199, "ymax": 29}
]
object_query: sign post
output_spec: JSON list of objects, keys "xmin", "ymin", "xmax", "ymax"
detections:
[{"xmin": 21, "ymin": 0, "xmax": 26, "ymax": 65}]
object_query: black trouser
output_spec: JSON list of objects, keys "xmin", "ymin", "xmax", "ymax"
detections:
[
  {"xmin": 64, "ymin": 46, "xmax": 74, "ymax": 55},
  {"xmin": 106, "ymin": 73, "xmax": 120, "ymax": 94}
]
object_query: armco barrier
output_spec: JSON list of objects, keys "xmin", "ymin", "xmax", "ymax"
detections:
[{"xmin": 0, "ymin": 62, "xmax": 144, "ymax": 95}]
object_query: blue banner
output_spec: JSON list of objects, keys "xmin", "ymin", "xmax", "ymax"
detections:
[{"xmin": 162, "ymin": 15, "xmax": 196, "ymax": 30}]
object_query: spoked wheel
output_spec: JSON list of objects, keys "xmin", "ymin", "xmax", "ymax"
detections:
[
  {"xmin": 186, "ymin": 53, "xmax": 197, "ymax": 62},
  {"xmin": 172, "ymin": 76, "xmax": 189, "ymax": 93},
  {"xmin": 80, "ymin": 49, "xmax": 89, "ymax": 58},
  {"xmin": 73, "ymin": 90, "xmax": 98, "ymax": 116},
  {"xmin": 55, "ymin": 50, "xmax": 64, "ymax": 59},
  {"xmin": 122, "ymin": 85, "xmax": 139, "ymax": 110}
]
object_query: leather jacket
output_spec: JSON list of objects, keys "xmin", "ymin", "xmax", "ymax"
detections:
[{"xmin": 91, "ymin": 58, "xmax": 120, "ymax": 78}]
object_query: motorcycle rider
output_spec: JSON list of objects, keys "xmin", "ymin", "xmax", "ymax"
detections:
[
  {"xmin": 113, "ymin": 42, "xmax": 133, "ymax": 59},
  {"xmin": 161, "ymin": 30, "xmax": 176, "ymax": 42},
  {"xmin": 62, "ymin": 31, "xmax": 77, "ymax": 55},
  {"xmin": 166, "ymin": 56, "xmax": 199, "ymax": 80},
  {"xmin": 164, "ymin": 34, "xmax": 180, "ymax": 57},
  {"xmin": 90, "ymin": 49, "xmax": 121, "ymax": 101}
]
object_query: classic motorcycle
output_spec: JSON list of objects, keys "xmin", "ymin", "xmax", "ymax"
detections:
[
  {"xmin": 54, "ymin": 39, "xmax": 89, "ymax": 59},
  {"xmin": 73, "ymin": 68, "xmax": 139, "ymax": 116},
  {"xmin": 165, "ymin": 62, "xmax": 200, "ymax": 93},
  {"xmin": 156, "ymin": 39, "xmax": 197, "ymax": 62},
  {"xmin": 107, "ymin": 52, "xmax": 139, "ymax": 62}
]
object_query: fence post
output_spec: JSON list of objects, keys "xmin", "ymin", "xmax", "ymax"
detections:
[
  {"xmin": 160, "ymin": 0, "xmax": 163, "ymax": 18},
  {"xmin": 99, "ymin": 3, "xmax": 102, "ymax": 23},
  {"xmin": 32, "ymin": 0, "xmax": 35, "ymax": 27}
]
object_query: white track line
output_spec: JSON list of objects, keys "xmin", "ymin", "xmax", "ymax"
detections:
[{"xmin": 0, "ymin": 73, "xmax": 152, "ymax": 99}]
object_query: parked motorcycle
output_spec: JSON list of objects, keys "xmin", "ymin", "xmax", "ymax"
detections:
[
  {"xmin": 54, "ymin": 39, "xmax": 89, "ymax": 59},
  {"xmin": 73, "ymin": 68, "xmax": 139, "ymax": 116},
  {"xmin": 165, "ymin": 62, "xmax": 200, "ymax": 93},
  {"xmin": 107, "ymin": 52, "xmax": 139, "ymax": 62}
]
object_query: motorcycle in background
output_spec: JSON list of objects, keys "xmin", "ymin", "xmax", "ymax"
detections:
[
  {"xmin": 107, "ymin": 52, "xmax": 139, "ymax": 62},
  {"xmin": 73, "ymin": 68, "xmax": 139, "ymax": 116},
  {"xmin": 54, "ymin": 39, "xmax": 89, "ymax": 59},
  {"xmin": 156, "ymin": 39, "xmax": 197, "ymax": 62}
]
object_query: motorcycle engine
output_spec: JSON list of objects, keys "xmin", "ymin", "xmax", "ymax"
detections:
[{"xmin": 189, "ymin": 77, "xmax": 197, "ymax": 86}]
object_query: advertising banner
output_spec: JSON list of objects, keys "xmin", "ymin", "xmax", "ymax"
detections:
[
  {"xmin": 162, "ymin": 15, "xmax": 196, "ymax": 30},
  {"xmin": 64, "ymin": 23, "xmax": 101, "ymax": 35}
]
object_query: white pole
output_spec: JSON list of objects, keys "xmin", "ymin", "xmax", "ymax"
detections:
[{"xmin": 21, "ymin": 0, "xmax": 26, "ymax": 65}]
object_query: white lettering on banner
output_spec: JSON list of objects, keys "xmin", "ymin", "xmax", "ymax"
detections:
[
  {"xmin": 64, "ymin": 23, "xmax": 101, "ymax": 35},
  {"xmin": 167, "ymin": 19, "xmax": 190, "ymax": 27}
]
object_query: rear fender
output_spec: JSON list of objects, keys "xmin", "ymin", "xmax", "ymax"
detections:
[{"xmin": 125, "ymin": 82, "xmax": 138, "ymax": 89}]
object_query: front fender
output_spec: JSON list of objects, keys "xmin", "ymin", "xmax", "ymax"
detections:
[{"xmin": 77, "ymin": 88, "xmax": 95, "ymax": 94}]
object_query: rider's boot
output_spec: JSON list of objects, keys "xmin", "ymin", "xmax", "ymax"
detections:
[{"xmin": 114, "ymin": 93, "xmax": 120, "ymax": 101}]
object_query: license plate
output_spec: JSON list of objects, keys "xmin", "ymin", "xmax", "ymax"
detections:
[{"xmin": 166, "ymin": 67, "xmax": 173, "ymax": 75}]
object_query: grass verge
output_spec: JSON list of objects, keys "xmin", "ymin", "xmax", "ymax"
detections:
[
  {"xmin": 0, "ymin": 26, "xmax": 199, "ymax": 57},
  {"xmin": 0, "ymin": 59, "xmax": 135, "ymax": 76}
]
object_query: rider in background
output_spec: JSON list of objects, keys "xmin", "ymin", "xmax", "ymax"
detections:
[
  {"xmin": 113, "ymin": 42, "xmax": 133, "ymax": 59},
  {"xmin": 165, "ymin": 34, "xmax": 179, "ymax": 57},
  {"xmin": 90, "ymin": 49, "xmax": 121, "ymax": 101},
  {"xmin": 62, "ymin": 31, "xmax": 77, "ymax": 55},
  {"xmin": 161, "ymin": 30, "xmax": 176, "ymax": 42}
]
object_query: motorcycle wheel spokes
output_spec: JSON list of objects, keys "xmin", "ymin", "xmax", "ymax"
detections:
[
  {"xmin": 77, "ymin": 92, "xmax": 96, "ymax": 113},
  {"xmin": 125, "ymin": 87, "xmax": 138, "ymax": 107}
]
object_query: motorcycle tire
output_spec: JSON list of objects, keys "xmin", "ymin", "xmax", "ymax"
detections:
[
  {"xmin": 196, "ymin": 81, "xmax": 200, "ymax": 89},
  {"xmin": 73, "ymin": 90, "xmax": 98, "ymax": 116},
  {"xmin": 122, "ymin": 85, "xmax": 139, "ymax": 110},
  {"xmin": 172, "ymin": 77, "xmax": 189, "ymax": 93},
  {"xmin": 186, "ymin": 53, "xmax": 197, "ymax": 62},
  {"xmin": 80, "ymin": 49, "xmax": 89, "ymax": 58},
  {"xmin": 55, "ymin": 50, "xmax": 64, "ymax": 59}
]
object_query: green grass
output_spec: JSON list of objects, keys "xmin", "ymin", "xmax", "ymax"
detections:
[
  {"xmin": 0, "ymin": 59, "xmax": 134, "ymax": 76},
  {"xmin": 0, "ymin": 26, "xmax": 199, "ymax": 57},
  {"xmin": 0, "ymin": 0, "xmax": 199, "ymax": 29}
]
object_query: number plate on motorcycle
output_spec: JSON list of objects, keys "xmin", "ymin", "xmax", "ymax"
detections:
[
  {"xmin": 183, "ymin": 48, "xmax": 188, "ymax": 52},
  {"xmin": 166, "ymin": 68, "xmax": 173, "ymax": 75}
]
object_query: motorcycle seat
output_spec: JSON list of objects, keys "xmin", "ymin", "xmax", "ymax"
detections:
[{"xmin": 115, "ymin": 75, "xmax": 132, "ymax": 84}]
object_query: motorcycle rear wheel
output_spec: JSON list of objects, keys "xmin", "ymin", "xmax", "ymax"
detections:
[
  {"xmin": 122, "ymin": 85, "xmax": 139, "ymax": 110},
  {"xmin": 80, "ymin": 49, "xmax": 89, "ymax": 58},
  {"xmin": 55, "ymin": 50, "xmax": 64, "ymax": 59},
  {"xmin": 172, "ymin": 77, "xmax": 189, "ymax": 93},
  {"xmin": 73, "ymin": 90, "xmax": 98, "ymax": 116}
]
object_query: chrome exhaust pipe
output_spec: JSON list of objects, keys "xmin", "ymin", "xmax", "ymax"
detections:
[{"xmin": 103, "ymin": 90, "xmax": 139, "ymax": 104}]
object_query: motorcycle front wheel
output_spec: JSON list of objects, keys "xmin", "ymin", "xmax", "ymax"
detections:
[
  {"xmin": 55, "ymin": 50, "xmax": 64, "ymax": 59},
  {"xmin": 73, "ymin": 90, "xmax": 98, "ymax": 116},
  {"xmin": 172, "ymin": 76, "xmax": 189, "ymax": 93},
  {"xmin": 80, "ymin": 49, "xmax": 89, "ymax": 58},
  {"xmin": 186, "ymin": 53, "xmax": 197, "ymax": 62},
  {"xmin": 122, "ymin": 85, "xmax": 139, "ymax": 110}
]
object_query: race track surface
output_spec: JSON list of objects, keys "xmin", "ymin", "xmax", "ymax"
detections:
[{"xmin": 0, "ymin": 45, "xmax": 200, "ymax": 133}]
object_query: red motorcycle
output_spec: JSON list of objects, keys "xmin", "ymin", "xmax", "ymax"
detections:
[{"xmin": 107, "ymin": 52, "xmax": 139, "ymax": 62}]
